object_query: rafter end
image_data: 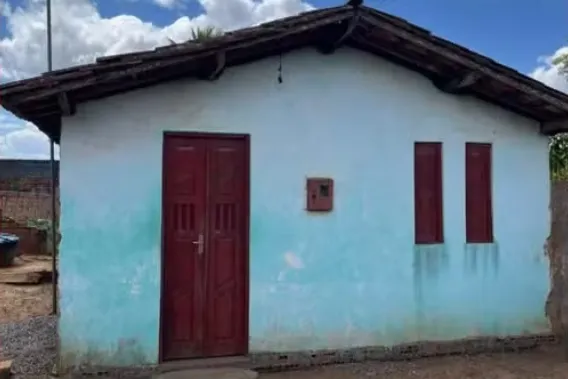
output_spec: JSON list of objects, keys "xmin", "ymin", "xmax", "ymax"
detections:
[
  {"xmin": 541, "ymin": 119, "xmax": 568, "ymax": 136},
  {"xmin": 432, "ymin": 71, "xmax": 482, "ymax": 94},
  {"xmin": 58, "ymin": 92, "xmax": 76, "ymax": 116}
]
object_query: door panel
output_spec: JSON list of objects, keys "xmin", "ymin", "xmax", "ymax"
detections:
[
  {"xmin": 204, "ymin": 139, "xmax": 248, "ymax": 357},
  {"xmin": 161, "ymin": 134, "xmax": 249, "ymax": 361},
  {"xmin": 162, "ymin": 137, "xmax": 207, "ymax": 360}
]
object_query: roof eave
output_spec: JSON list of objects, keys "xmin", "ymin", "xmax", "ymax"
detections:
[{"xmin": 2, "ymin": 5, "xmax": 568, "ymax": 139}]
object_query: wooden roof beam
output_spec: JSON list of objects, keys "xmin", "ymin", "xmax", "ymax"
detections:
[
  {"xmin": 432, "ymin": 71, "xmax": 481, "ymax": 94},
  {"xmin": 208, "ymin": 51, "xmax": 226, "ymax": 81},
  {"xmin": 360, "ymin": 12, "xmax": 568, "ymax": 113},
  {"xmin": 541, "ymin": 119, "xmax": 568, "ymax": 135},
  {"xmin": 317, "ymin": 10, "xmax": 360, "ymax": 54},
  {"xmin": 29, "ymin": 114, "xmax": 62, "ymax": 144},
  {"xmin": 57, "ymin": 92, "xmax": 76, "ymax": 116},
  {"xmin": 194, "ymin": 51, "xmax": 226, "ymax": 81}
]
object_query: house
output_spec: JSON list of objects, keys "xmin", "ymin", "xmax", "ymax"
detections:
[{"xmin": 1, "ymin": 2, "xmax": 567, "ymax": 372}]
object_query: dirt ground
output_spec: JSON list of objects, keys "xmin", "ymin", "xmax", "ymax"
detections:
[
  {"xmin": 0, "ymin": 282, "xmax": 52, "ymax": 323},
  {"xmin": 0, "ymin": 255, "xmax": 54, "ymax": 323},
  {"xmin": 260, "ymin": 345, "xmax": 568, "ymax": 379}
]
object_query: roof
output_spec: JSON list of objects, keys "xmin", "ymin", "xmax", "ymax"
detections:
[{"xmin": 2, "ymin": 3, "xmax": 568, "ymax": 143}]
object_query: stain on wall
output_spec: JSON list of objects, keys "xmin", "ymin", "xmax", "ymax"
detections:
[
  {"xmin": 59, "ymin": 48, "xmax": 551, "ymax": 367},
  {"xmin": 546, "ymin": 181, "xmax": 568, "ymax": 334}
]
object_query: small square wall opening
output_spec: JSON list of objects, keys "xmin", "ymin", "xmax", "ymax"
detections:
[{"xmin": 306, "ymin": 178, "xmax": 334, "ymax": 212}]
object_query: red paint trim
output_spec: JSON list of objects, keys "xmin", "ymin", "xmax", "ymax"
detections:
[
  {"xmin": 163, "ymin": 131, "xmax": 247, "ymax": 139},
  {"xmin": 242, "ymin": 134, "xmax": 250, "ymax": 355},
  {"xmin": 158, "ymin": 134, "xmax": 167, "ymax": 363}
]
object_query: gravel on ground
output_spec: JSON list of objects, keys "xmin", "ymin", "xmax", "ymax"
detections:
[
  {"xmin": 260, "ymin": 344, "xmax": 568, "ymax": 379},
  {"xmin": 0, "ymin": 315, "xmax": 57, "ymax": 376}
]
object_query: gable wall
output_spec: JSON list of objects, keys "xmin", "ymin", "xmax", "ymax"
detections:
[{"xmin": 58, "ymin": 48, "xmax": 550, "ymax": 367}]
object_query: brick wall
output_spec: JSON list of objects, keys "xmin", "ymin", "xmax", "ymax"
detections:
[
  {"xmin": 0, "ymin": 190, "xmax": 59, "ymax": 255},
  {"xmin": 0, "ymin": 190, "xmax": 59, "ymax": 223},
  {"xmin": 0, "ymin": 178, "xmax": 56, "ymax": 194},
  {"xmin": 0, "ymin": 219, "xmax": 47, "ymax": 255}
]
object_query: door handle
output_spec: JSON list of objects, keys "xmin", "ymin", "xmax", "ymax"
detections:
[{"xmin": 192, "ymin": 234, "xmax": 204, "ymax": 255}]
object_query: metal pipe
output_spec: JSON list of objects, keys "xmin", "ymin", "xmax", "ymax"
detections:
[
  {"xmin": 47, "ymin": 0, "xmax": 52, "ymax": 72},
  {"xmin": 46, "ymin": 0, "xmax": 57, "ymax": 315},
  {"xmin": 49, "ymin": 141, "xmax": 57, "ymax": 315}
]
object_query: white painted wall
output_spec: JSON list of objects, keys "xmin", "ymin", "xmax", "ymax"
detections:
[{"xmin": 59, "ymin": 48, "xmax": 550, "ymax": 367}]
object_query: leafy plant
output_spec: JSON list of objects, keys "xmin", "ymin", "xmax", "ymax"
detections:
[
  {"xmin": 546, "ymin": 51, "xmax": 568, "ymax": 181},
  {"xmin": 167, "ymin": 26, "xmax": 223, "ymax": 45},
  {"xmin": 553, "ymin": 53, "xmax": 568, "ymax": 76},
  {"xmin": 190, "ymin": 26, "xmax": 223, "ymax": 42},
  {"xmin": 27, "ymin": 218, "xmax": 61, "ymax": 256},
  {"xmin": 551, "ymin": 134, "xmax": 568, "ymax": 181}
]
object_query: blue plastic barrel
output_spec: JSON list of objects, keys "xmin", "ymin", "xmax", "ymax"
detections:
[{"xmin": 0, "ymin": 233, "xmax": 20, "ymax": 267}]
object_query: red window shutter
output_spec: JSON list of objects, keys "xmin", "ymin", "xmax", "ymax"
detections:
[
  {"xmin": 465, "ymin": 143, "xmax": 493, "ymax": 243},
  {"xmin": 414, "ymin": 142, "xmax": 444, "ymax": 244}
]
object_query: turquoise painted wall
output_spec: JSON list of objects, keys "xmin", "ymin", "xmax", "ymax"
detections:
[{"xmin": 59, "ymin": 48, "xmax": 551, "ymax": 367}]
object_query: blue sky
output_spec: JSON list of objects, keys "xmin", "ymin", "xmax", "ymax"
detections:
[{"xmin": 0, "ymin": 0, "xmax": 566, "ymax": 158}]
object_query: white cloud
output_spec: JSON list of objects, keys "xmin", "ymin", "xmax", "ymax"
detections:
[
  {"xmin": 530, "ymin": 46, "xmax": 568, "ymax": 93},
  {"xmin": 0, "ymin": 0, "xmax": 312, "ymax": 158},
  {"xmin": 0, "ymin": 0, "xmax": 313, "ymax": 81},
  {"xmin": 0, "ymin": 112, "xmax": 23, "ymax": 135},
  {"xmin": 0, "ymin": 120, "xmax": 60, "ymax": 159},
  {"xmin": 153, "ymin": 0, "xmax": 179, "ymax": 9}
]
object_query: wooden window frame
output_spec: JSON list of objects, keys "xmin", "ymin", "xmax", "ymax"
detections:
[
  {"xmin": 414, "ymin": 142, "xmax": 444, "ymax": 245},
  {"xmin": 465, "ymin": 142, "xmax": 494, "ymax": 243}
]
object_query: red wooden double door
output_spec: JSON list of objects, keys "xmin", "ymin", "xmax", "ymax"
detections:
[{"xmin": 161, "ymin": 133, "xmax": 249, "ymax": 361}]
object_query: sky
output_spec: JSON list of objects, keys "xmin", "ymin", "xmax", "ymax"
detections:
[{"xmin": 0, "ymin": 0, "xmax": 567, "ymax": 160}]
